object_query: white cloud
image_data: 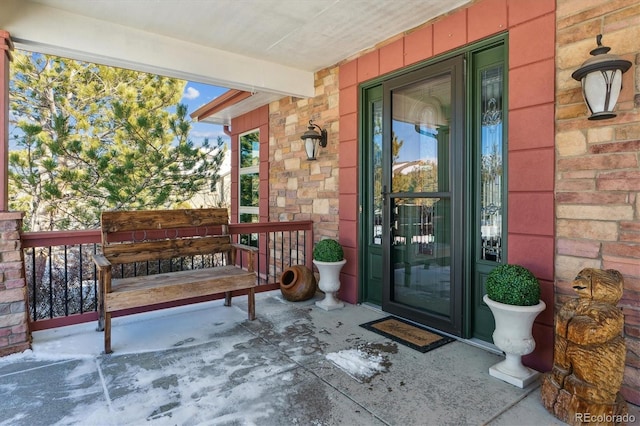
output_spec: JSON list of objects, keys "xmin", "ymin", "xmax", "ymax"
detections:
[{"xmin": 183, "ymin": 86, "xmax": 200, "ymax": 100}]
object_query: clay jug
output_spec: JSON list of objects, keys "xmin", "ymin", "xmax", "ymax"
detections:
[{"xmin": 280, "ymin": 265, "xmax": 317, "ymax": 302}]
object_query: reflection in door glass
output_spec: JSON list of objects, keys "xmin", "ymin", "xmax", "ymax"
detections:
[
  {"xmin": 372, "ymin": 100, "xmax": 383, "ymax": 245},
  {"xmin": 480, "ymin": 65, "xmax": 503, "ymax": 262},
  {"xmin": 392, "ymin": 198, "xmax": 451, "ymax": 316},
  {"xmin": 392, "ymin": 75, "xmax": 451, "ymax": 194}
]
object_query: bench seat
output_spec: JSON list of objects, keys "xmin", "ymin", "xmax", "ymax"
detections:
[
  {"xmin": 106, "ymin": 266, "xmax": 256, "ymax": 312},
  {"xmin": 93, "ymin": 208, "xmax": 257, "ymax": 353}
]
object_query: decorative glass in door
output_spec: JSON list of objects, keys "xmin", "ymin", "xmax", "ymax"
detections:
[
  {"xmin": 479, "ymin": 66, "xmax": 503, "ymax": 263},
  {"xmin": 471, "ymin": 42, "xmax": 507, "ymax": 343}
]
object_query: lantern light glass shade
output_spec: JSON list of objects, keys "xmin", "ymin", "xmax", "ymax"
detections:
[
  {"xmin": 300, "ymin": 120, "xmax": 327, "ymax": 160},
  {"xmin": 581, "ymin": 69, "xmax": 624, "ymax": 120},
  {"xmin": 304, "ymin": 137, "xmax": 319, "ymax": 160},
  {"xmin": 571, "ymin": 34, "xmax": 631, "ymax": 120}
]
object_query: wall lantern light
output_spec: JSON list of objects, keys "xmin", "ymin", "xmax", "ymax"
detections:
[
  {"xmin": 572, "ymin": 34, "xmax": 631, "ymax": 120},
  {"xmin": 300, "ymin": 120, "xmax": 327, "ymax": 161}
]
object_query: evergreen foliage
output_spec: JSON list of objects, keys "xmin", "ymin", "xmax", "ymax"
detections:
[
  {"xmin": 9, "ymin": 51, "xmax": 225, "ymax": 231},
  {"xmin": 313, "ymin": 239, "xmax": 344, "ymax": 262},
  {"xmin": 486, "ymin": 264, "xmax": 540, "ymax": 306}
]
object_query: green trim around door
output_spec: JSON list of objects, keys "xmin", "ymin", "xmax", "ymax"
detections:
[{"xmin": 359, "ymin": 34, "xmax": 508, "ymax": 342}]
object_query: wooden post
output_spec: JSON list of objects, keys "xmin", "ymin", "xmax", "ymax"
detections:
[
  {"xmin": 0, "ymin": 35, "xmax": 29, "ymax": 358},
  {"xmin": 0, "ymin": 31, "xmax": 13, "ymax": 212}
]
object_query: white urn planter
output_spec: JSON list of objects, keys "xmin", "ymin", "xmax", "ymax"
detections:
[
  {"xmin": 313, "ymin": 259, "xmax": 346, "ymax": 311},
  {"xmin": 483, "ymin": 294, "xmax": 546, "ymax": 388}
]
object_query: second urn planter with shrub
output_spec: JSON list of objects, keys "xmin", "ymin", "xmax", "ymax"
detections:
[
  {"xmin": 313, "ymin": 239, "xmax": 346, "ymax": 311},
  {"xmin": 483, "ymin": 264, "xmax": 546, "ymax": 388}
]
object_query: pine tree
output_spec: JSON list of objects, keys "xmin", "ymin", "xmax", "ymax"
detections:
[{"xmin": 9, "ymin": 51, "xmax": 224, "ymax": 231}]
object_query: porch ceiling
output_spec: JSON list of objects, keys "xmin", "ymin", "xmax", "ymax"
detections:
[{"xmin": 2, "ymin": 0, "xmax": 472, "ymax": 100}]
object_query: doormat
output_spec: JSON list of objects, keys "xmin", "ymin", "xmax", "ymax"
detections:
[{"xmin": 359, "ymin": 317, "xmax": 455, "ymax": 353}]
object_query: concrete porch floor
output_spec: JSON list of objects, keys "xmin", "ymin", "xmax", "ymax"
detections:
[{"xmin": 1, "ymin": 290, "xmax": 638, "ymax": 425}]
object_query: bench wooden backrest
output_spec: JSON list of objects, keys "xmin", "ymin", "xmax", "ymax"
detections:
[{"xmin": 100, "ymin": 208, "xmax": 233, "ymax": 265}]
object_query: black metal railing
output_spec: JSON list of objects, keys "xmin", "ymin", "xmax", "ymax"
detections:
[
  {"xmin": 22, "ymin": 221, "xmax": 314, "ymax": 328},
  {"xmin": 25, "ymin": 242, "xmax": 99, "ymax": 320}
]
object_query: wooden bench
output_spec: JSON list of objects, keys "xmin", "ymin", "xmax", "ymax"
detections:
[{"xmin": 92, "ymin": 208, "xmax": 257, "ymax": 353}]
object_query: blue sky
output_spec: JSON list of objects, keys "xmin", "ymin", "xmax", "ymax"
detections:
[
  {"xmin": 180, "ymin": 82, "xmax": 231, "ymax": 148},
  {"xmin": 393, "ymin": 120, "xmax": 438, "ymax": 163},
  {"xmin": 392, "ymin": 121, "xmax": 502, "ymax": 163}
]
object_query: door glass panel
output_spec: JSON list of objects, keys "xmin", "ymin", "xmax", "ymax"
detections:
[
  {"xmin": 392, "ymin": 198, "xmax": 450, "ymax": 316},
  {"xmin": 479, "ymin": 65, "xmax": 503, "ymax": 262},
  {"xmin": 392, "ymin": 74, "xmax": 451, "ymax": 194},
  {"xmin": 390, "ymin": 73, "xmax": 452, "ymax": 320}
]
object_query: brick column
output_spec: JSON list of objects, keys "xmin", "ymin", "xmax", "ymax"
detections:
[{"xmin": 0, "ymin": 212, "xmax": 31, "ymax": 356}]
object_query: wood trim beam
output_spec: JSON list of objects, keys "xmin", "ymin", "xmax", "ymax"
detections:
[
  {"xmin": 190, "ymin": 90, "xmax": 252, "ymax": 121},
  {"xmin": 2, "ymin": 0, "xmax": 314, "ymax": 97}
]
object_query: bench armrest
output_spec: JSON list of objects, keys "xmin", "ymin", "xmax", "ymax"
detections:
[
  {"xmin": 92, "ymin": 254, "xmax": 113, "ymax": 326},
  {"xmin": 231, "ymin": 243, "xmax": 259, "ymax": 253},
  {"xmin": 230, "ymin": 243, "xmax": 258, "ymax": 273},
  {"xmin": 92, "ymin": 254, "xmax": 112, "ymax": 270}
]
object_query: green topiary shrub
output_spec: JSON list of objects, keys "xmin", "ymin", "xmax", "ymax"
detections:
[
  {"xmin": 313, "ymin": 239, "xmax": 344, "ymax": 262},
  {"xmin": 486, "ymin": 264, "xmax": 540, "ymax": 306}
]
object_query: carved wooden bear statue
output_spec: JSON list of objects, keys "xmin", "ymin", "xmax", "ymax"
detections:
[{"xmin": 541, "ymin": 268, "xmax": 628, "ymax": 425}]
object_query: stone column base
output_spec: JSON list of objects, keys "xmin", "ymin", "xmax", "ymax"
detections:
[{"xmin": 0, "ymin": 211, "xmax": 31, "ymax": 356}]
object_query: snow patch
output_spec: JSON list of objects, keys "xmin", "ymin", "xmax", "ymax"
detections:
[
  {"xmin": 22, "ymin": 299, "xmax": 244, "ymax": 358},
  {"xmin": 326, "ymin": 347, "xmax": 387, "ymax": 383}
]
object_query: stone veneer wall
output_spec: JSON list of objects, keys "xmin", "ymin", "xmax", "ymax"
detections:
[
  {"xmin": 268, "ymin": 68, "xmax": 341, "ymax": 238},
  {"xmin": 0, "ymin": 212, "xmax": 30, "ymax": 356},
  {"xmin": 556, "ymin": 0, "xmax": 640, "ymax": 405}
]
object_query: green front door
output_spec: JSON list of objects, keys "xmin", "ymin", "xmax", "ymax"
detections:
[
  {"xmin": 360, "ymin": 37, "xmax": 507, "ymax": 342},
  {"xmin": 381, "ymin": 55, "xmax": 464, "ymax": 336}
]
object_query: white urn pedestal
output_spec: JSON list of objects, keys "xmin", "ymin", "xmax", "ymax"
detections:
[
  {"xmin": 313, "ymin": 259, "xmax": 346, "ymax": 311},
  {"xmin": 483, "ymin": 294, "xmax": 546, "ymax": 388}
]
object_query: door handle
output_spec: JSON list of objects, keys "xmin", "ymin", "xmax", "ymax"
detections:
[{"xmin": 382, "ymin": 185, "xmax": 388, "ymax": 206}]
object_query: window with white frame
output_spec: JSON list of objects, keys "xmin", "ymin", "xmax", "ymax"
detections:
[{"xmin": 239, "ymin": 129, "xmax": 260, "ymax": 246}]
